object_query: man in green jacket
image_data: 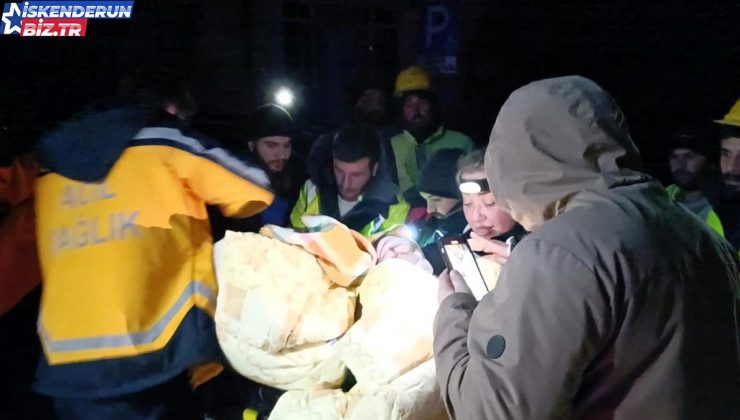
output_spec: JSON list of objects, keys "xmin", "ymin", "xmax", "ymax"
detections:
[
  {"xmin": 714, "ymin": 100, "xmax": 740, "ymax": 253},
  {"xmin": 291, "ymin": 124, "xmax": 409, "ymax": 237},
  {"xmin": 664, "ymin": 126, "xmax": 724, "ymax": 236},
  {"xmin": 390, "ymin": 68, "xmax": 473, "ymax": 205}
]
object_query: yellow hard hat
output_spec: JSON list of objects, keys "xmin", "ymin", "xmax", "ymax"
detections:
[
  {"xmin": 394, "ymin": 66, "xmax": 431, "ymax": 96},
  {"xmin": 716, "ymin": 99, "xmax": 740, "ymax": 128}
]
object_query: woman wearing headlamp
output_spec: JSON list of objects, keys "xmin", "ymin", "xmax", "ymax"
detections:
[{"xmin": 457, "ymin": 150, "xmax": 526, "ymax": 266}]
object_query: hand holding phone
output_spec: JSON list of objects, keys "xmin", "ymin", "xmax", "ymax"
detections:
[
  {"xmin": 438, "ymin": 235, "xmax": 489, "ymax": 300},
  {"xmin": 437, "ymin": 268, "xmax": 471, "ymax": 304}
]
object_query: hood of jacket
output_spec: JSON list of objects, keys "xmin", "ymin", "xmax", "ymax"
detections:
[
  {"xmin": 485, "ymin": 75, "xmax": 649, "ymax": 231},
  {"xmin": 38, "ymin": 103, "xmax": 156, "ymax": 182}
]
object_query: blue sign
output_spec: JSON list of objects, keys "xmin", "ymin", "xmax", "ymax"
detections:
[{"xmin": 423, "ymin": 3, "xmax": 458, "ymax": 74}]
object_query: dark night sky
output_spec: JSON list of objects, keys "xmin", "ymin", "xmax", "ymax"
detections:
[
  {"xmin": 455, "ymin": 0, "xmax": 740, "ymax": 179},
  {"xmin": 1, "ymin": 0, "xmax": 738, "ymax": 182}
]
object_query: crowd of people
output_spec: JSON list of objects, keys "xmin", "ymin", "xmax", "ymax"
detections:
[{"xmin": 1, "ymin": 65, "xmax": 739, "ymax": 420}]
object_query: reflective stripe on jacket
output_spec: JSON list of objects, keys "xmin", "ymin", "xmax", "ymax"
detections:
[
  {"xmin": 290, "ymin": 179, "xmax": 409, "ymax": 237},
  {"xmin": 35, "ymin": 127, "xmax": 273, "ymax": 367}
]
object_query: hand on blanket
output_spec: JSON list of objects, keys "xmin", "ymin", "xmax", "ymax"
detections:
[
  {"xmin": 437, "ymin": 269, "xmax": 472, "ymax": 304},
  {"xmin": 375, "ymin": 235, "xmax": 433, "ymax": 273}
]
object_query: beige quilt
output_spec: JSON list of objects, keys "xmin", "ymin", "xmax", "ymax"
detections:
[
  {"xmin": 269, "ymin": 259, "xmax": 446, "ymax": 420},
  {"xmin": 214, "ymin": 217, "xmax": 447, "ymax": 419},
  {"xmin": 214, "ymin": 231, "xmax": 356, "ymax": 390}
]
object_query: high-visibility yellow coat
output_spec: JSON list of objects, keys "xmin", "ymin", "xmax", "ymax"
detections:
[
  {"xmin": 665, "ymin": 184, "xmax": 724, "ymax": 236},
  {"xmin": 34, "ymin": 111, "xmax": 273, "ymax": 398},
  {"xmin": 290, "ymin": 179, "xmax": 409, "ymax": 237}
]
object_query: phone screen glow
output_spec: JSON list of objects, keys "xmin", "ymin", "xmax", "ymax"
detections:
[{"xmin": 443, "ymin": 242, "xmax": 488, "ymax": 300}]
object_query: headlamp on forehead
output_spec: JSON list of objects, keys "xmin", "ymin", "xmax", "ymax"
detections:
[{"xmin": 459, "ymin": 179, "xmax": 490, "ymax": 194}]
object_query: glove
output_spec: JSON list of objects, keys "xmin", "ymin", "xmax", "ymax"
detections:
[{"xmin": 375, "ymin": 235, "xmax": 433, "ymax": 273}]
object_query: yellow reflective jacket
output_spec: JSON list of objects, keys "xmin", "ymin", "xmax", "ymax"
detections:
[
  {"xmin": 34, "ymin": 113, "xmax": 272, "ymax": 397},
  {"xmin": 290, "ymin": 179, "xmax": 409, "ymax": 237},
  {"xmin": 665, "ymin": 184, "xmax": 724, "ymax": 237},
  {"xmin": 390, "ymin": 127, "xmax": 474, "ymax": 194}
]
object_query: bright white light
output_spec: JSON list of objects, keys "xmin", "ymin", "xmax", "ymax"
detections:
[
  {"xmin": 459, "ymin": 181, "xmax": 482, "ymax": 194},
  {"xmin": 402, "ymin": 225, "xmax": 418, "ymax": 241},
  {"xmin": 274, "ymin": 87, "xmax": 295, "ymax": 108}
]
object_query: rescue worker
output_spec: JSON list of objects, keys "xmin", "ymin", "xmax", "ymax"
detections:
[
  {"xmin": 307, "ymin": 74, "xmax": 399, "ymax": 207},
  {"xmin": 350, "ymin": 74, "xmax": 391, "ymax": 128},
  {"xmin": 714, "ymin": 99, "xmax": 740, "ymax": 252},
  {"xmin": 390, "ymin": 66, "xmax": 474, "ymax": 205},
  {"xmin": 244, "ymin": 104, "xmax": 306, "ymax": 223},
  {"xmin": 33, "ymin": 71, "xmax": 274, "ymax": 419},
  {"xmin": 665, "ymin": 126, "xmax": 724, "ymax": 235},
  {"xmin": 456, "ymin": 149, "xmax": 526, "ymax": 265},
  {"xmin": 207, "ymin": 104, "xmax": 307, "ymax": 240},
  {"xmin": 411, "ymin": 148, "xmax": 468, "ymax": 273},
  {"xmin": 435, "ymin": 76, "xmax": 740, "ymax": 419},
  {"xmin": 291, "ymin": 123, "xmax": 409, "ymax": 237}
]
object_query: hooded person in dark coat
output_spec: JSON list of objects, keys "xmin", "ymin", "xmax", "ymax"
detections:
[{"xmin": 434, "ymin": 76, "xmax": 740, "ymax": 419}]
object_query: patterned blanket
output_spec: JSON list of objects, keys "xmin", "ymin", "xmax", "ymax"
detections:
[{"xmin": 214, "ymin": 216, "xmax": 446, "ymax": 419}]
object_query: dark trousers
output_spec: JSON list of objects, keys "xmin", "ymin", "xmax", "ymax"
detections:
[
  {"xmin": 0, "ymin": 288, "xmax": 54, "ymax": 420},
  {"xmin": 52, "ymin": 373, "xmax": 198, "ymax": 420}
]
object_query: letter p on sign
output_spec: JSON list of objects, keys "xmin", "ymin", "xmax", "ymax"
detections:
[{"xmin": 426, "ymin": 5, "xmax": 450, "ymax": 49}]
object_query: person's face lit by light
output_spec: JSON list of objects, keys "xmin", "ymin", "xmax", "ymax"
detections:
[
  {"xmin": 249, "ymin": 136, "xmax": 292, "ymax": 174},
  {"xmin": 333, "ymin": 158, "xmax": 378, "ymax": 201},
  {"xmin": 459, "ymin": 170, "xmax": 516, "ymax": 238},
  {"xmin": 720, "ymin": 136, "xmax": 740, "ymax": 195}
]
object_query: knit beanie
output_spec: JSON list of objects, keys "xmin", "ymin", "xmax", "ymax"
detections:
[
  {"xmin": 418, "ymin": 148, "xmax": 465, "ymax": 198},
  {"xmin": 248, "ymin": 104, "xmax": 294, "ymax": 142},
  {"xmin": 667, "ymin": 125, "xmax": 718, "ymax": 161}
]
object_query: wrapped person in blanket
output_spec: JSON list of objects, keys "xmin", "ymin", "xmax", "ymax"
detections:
[{"xmin": 213, "ymin": 214, "xmax": 449, "ymax": 420}]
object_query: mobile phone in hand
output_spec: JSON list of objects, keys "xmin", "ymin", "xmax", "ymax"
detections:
[{"xmin": 437, "ymin": 235, "xmax": 489, "ymax": 300}]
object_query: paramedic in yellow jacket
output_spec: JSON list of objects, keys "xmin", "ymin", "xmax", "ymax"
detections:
[
  {"xmin": 33, "ymin": 89, "xmax": 273, "ymax": 417},
  {"xmin": 291, "ymin": 123, "xmax": 409, "ymax": 237}
]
